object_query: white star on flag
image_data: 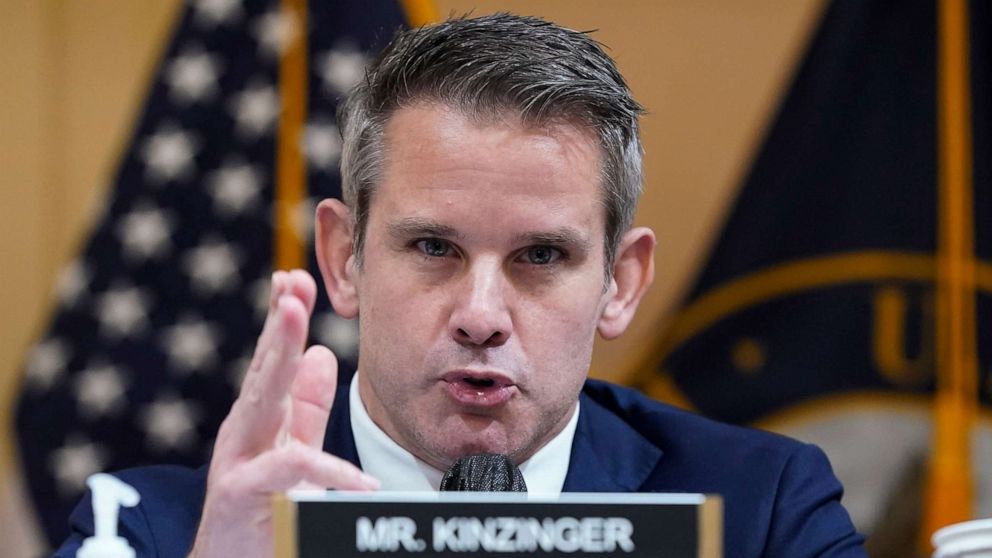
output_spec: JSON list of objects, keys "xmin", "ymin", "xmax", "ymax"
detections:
[
  {"xmin": 140, "ymin": 125, "xmax": 200, "ymax": 183},
  {"xmin": 49, "ymin": 437, "xmax": 108, "ymax": 496},
  {"xmin": 95, "ymin": 284, "xmax": 153, "ymax": 340},
  {"xmin": 193, "ymin": 0, "xmax": 243, "ymax": 27},
  {"xmin": 253, "ymin": 8, "xmax": 299, "ymax": 58},
  {"xmin": 25, "ymin": 338, "xmax": 71, "ymax": 391},
  {"xmin": 229, "ymin": 83, "xmax": 280, "ymax": 139},
  {"xmin": 207, "ymin": 161, "xmax": 263, "ymax": 216},
  {"xmin": 74, "ymin": 361, "xmax": 127, "ymax": 419},
  {"xmin": 56, "ymin": 259, "xmax": 91, "ymax": 306},
  {"xmin": 141, "ymin": 395, "xmax": 202, "ymax": 452},
  {"xmin": 313, "ymin": 313, "xmax": 359, "ymax": 360},
  {"xmin": 183, "ymin": 238, "xmax": 242, "ymax": 296},
  {"xmin": 116, "ymin": 205, "xmax": 175, "ymax": 262},
  {"xmin": 318, "ymin": 47, "xmax": 367, "ymax": 95},
  {"xmin": 165, "ymin": 48, "xmax": 224, "ymax": 104},
  {"xmin": 304, "ymin": 120, "xmax": 342, "ymax": 171},
  {"xmin": 160, "ymin": 317, "xmax": 221, "ymax": 373},
  {"xmin": 285, "ymin": 197, "xmax": 317, "ymax": 243}
]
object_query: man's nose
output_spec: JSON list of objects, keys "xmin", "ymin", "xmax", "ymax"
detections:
[{"xmin": 448, "ymin": 261, "xmax": 512, "ymax": 347}]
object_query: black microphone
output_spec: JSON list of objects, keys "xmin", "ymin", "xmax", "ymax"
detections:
[{"xmin": 439, "ymin": 453, "xmax": 527, "ymax": 492}]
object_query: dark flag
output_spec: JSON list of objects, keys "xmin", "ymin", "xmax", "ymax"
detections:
[
  {"xmin": 641, "ymin": 0, "xmax": 990, "ymax": 552},
  {"xmin": 13, "ymin": 0, "xmax": 412, "ymax": 548}
]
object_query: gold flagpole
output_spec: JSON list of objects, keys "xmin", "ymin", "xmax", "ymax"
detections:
[
  {"xmin": 274, "ymin": 0, "xmax": 308, "ymax": 271},
  {"xmin": 276, "ymin": 0, "xmax": 435, "ymax": 271},
  {"xmin": 924, "ymin": 0, "xmax": 977, "ymax": 547},
  {"xmin": 400, "ymin": 0, "xmax": 438, "ymax": 26}
]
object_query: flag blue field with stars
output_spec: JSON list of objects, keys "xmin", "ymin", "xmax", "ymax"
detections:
[
  {"xmin": 641, "ymin": 0, "xmax": 991, "ymax": 543},
  {"xmin": 14, "ymin": 0, "xmax": 407, "ymax": 547}
]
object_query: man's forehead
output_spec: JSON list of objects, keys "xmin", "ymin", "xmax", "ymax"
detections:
[
  {"xmin": 381, "ymin": 101, "xmax": 601, "ymax": 163},
  {"xmin": 362, "ymin": 102, "xmax": 608, "ymax": 246},
  {"xmin": 374, "ymin": 103, "xmax": 604, "ymax": 203}
]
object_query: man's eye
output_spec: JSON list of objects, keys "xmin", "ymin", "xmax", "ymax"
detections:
[
  {"xmin": 522, "ymin": 245, "xmax": 561, "ymax": 265},
  {"xmin": 415, "ymin": 238, "xmax": 452, "ymax": 257}
]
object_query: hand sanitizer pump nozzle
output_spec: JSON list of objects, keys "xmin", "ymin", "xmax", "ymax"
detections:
[{"xmin": 77, "ymin": 474, "xmax": 141, "ymax": 558}]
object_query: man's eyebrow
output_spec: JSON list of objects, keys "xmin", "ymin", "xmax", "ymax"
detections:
[
  {"xmin": 386, "ymin": 218, "xmax": 460, "ymax": 239},
  {"xmin": 515, "ymin": 228, "xmax": 592, "ymax": 250}
]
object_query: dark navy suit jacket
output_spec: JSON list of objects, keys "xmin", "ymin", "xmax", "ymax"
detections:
[{"xmin": 54, "ymin": 380, "xmax": 866, "ymax": 557}]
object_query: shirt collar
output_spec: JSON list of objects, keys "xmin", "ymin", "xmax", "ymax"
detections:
[{"xmin": 349, "ymin": 371, "xmax": 579, "ymax": 495}]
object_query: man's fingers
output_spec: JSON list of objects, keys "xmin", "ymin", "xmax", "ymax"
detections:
[
  {"xmin": 285, "ymin": 269, "xmax": 318, "ymax": 316},
  {"xmin": 226, "ymin": 270, "xmax": 320, "ymax": 453},
  {"xmin": 229, "ymin": 294, "xmax": 311, "ymax": 453},
  {"xmin": 236, "ymin": 441, "xmax": 380, "ymax": 493},
  {"xmin": 244, "ymin": 272, "xmax": 284, "ymax": 375},
  {"xmin": 289, "ymin": 345, "xmax": 338, "ymax": 449},
  {"xmin": 242, "ymin": 270, "xmax": 316, "ymax": 397},
  {"xmin": 241, "ymin": 270, "xmax": 289, "ymax": 398}
]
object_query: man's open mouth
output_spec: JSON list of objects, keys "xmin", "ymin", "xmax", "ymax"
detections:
[
  {"xmin": 442, "ymin": 371, "xmax": 515, "ymax": 407},
  {"xmin": 462, "ymin": 376, "xmax": 497, "ymax": 388}
]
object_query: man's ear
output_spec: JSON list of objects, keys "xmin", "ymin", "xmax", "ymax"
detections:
[
  {"xmin": 315, "ymin": 199, "xmax": 359, "ymax": 319},
  {"xmin": 598, "ymin": 227, "xmax": 656, "ymax": 340}
]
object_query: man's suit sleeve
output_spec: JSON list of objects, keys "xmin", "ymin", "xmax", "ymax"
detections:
[{"xmin": 763, "ymin": 442, "xmax": 866, "ymax": 557}]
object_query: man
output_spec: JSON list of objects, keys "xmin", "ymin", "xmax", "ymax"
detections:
[{"xmin": 56, "ymin": 13, "xmax": 866, "ymax": 557}]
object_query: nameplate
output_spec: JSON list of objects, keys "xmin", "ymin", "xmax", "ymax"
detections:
[{"xmin": 273, "ymin": 491, "xmax": 722, "ymax": 557}]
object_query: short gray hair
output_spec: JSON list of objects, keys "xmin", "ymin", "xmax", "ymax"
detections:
[{"xmin": 337, "ymin": 13, "xmax": 644, "ymax": 270}]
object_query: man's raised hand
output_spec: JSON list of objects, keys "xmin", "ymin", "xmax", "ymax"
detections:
[{"xmin": 189, "ymin": 270, "xmax": 378, "ymax": 558}]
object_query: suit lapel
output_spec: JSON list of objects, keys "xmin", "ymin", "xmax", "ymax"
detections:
[
  {"xmin": 323, "ymin": 383, "xmax": 362, "ymax": 468},
  {"xmin": 562, "ymin": 390, "xmax": 663, "ymax": 492}
]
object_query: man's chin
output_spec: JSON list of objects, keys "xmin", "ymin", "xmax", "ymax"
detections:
[
  {"xmin": 413, "ymin": 410, "xmax": 542, "ymax": 469},
  {"xmin": 427, "ymin": 431, "xmax": 522, "ymax": 468}
]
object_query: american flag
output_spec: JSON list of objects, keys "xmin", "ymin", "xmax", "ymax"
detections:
[{"xmin": 14, "ymin": 0, "xmax": 408, "ymax": 547}]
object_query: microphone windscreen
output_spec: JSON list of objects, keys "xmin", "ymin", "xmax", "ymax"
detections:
[{"xmin": 439, "ymin": 453, "xmax": 527, "ymax": 492}]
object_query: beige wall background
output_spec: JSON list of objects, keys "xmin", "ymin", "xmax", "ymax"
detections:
[{"xmin": 0, "ymin": 0, "xmax": 825, "ymax": 553}]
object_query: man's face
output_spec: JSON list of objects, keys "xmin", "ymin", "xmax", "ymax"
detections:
[{"xmin": 353, "ymin": 102, "xmax": 614, "ymax": 470}]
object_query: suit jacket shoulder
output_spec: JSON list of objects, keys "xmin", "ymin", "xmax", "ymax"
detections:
[{"xmin": 572, "ymin": 379, "xmax": 866, "ymax": 557}]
